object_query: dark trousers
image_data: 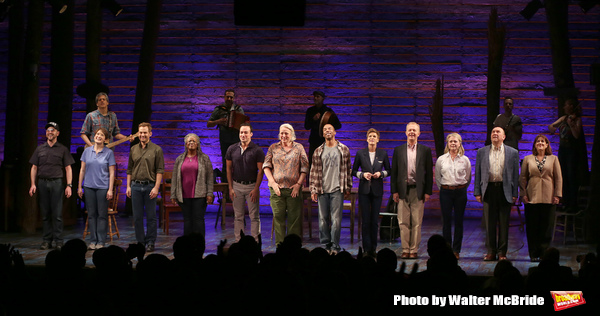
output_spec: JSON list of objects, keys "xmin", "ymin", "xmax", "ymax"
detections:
[
  {"xmin": 483, "ymin": 184, "xmax": 511, "ymax": 255},
  {"xmin": 131, "ymin": 182, "xmax": 157, "ymax": 245},
  {"xmin": 524, "ymin": 203, "xmax": 554, "ymax": 258},
  {"xmin": 440, "ymin": 186, "xmax": 467, "ymax": 253},
  {"xmin": 38, "ymin": 178, "xmax": 64, "ymax": 243},
  {"xmin": 359, "ymin": 191, "xmax": 383, "ymax": 254},
  {"xmin": 179, "ymin": 197, "xmax": 207, "ymax": 237}
]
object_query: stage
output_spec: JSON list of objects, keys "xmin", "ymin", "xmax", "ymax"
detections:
[{"xmin": 0, "ymin": 204, "xmax": 594, "ymax": 278}]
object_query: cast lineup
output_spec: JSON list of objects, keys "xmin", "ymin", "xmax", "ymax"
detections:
[{"xmin": 30, "ymin": 90, "xmax": 583, "ymax": 263}]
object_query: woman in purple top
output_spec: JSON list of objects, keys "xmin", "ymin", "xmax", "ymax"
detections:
[
  {"xmin": 171, "ymin": 133, "xmax": 214, "ymax": 236},
  {"xmin": 78, "ymin": 128, "xmax": 116, "ymax": 249}
]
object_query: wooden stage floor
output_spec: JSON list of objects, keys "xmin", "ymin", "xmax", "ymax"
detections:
[{"xmin": 0, "ymin": 204, "xmax": 595, "ymax": 278}]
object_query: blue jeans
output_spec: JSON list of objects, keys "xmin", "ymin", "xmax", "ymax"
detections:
[
  {"xmin": 38, "ymin": 178, "xmax": 64, "ymax": 243},
  {"xmin": 84, "ymin": 187, "xmax": 109, "ymax": 245},
  {"xmin": 318, "ymin": 190, "xmax": 343, "ymax": 250},
  {"xmin": 131, "ymin": 181, "xmax": 157, "ymax": 245},
  {"xmin": 439, "ymin": 187, "xmax": 467, "ymax": 253}
]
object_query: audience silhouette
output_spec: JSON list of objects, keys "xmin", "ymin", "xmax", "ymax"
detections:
[{"xmin": 1, "ymin": 234, "xmax": 598, "ymax": 314}]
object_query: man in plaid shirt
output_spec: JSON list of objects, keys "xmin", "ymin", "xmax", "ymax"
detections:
[
  {"xmin": 310, "ymin": 124, "xmax": 352, "ymax": 253},
  {"xmin": 80, "ymin": 92, "xmax": 129, "ymax": 147}
]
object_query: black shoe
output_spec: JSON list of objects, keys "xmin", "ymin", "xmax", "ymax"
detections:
[
  {"xmin": 40, "ymin": 242, "xmax": 51, "ymax": 250},
  {"xmin": 146, "ymin": 243, "xmax": 155, "ymax": 252}
]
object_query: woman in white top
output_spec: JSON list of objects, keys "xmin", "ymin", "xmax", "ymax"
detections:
[{"xmin": 435, "ymin": 133, "xmax": 471, "ymax": 259}]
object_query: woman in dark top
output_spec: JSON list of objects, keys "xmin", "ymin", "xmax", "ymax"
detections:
[
  {"xmin": 549, "ymin": 99, "xmax": 588, "ymax": 212},
  {"xmin": 351, "ymin": 128, "xmax": 391, "ymax": 257}
]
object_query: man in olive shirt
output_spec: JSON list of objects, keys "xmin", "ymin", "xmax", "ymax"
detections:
[
  {"xmin": 29, "ymin": 122, "xmax": 75, "ymax": 250},
  {"xmin": 126, "ymin": 122, "xmax": 164, "ymax": 252}
]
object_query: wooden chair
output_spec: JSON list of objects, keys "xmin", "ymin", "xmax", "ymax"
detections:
[
  {"xmin": 83, "ymin": 178, "xmax": 122, "ymax": 241},
  {"xmin": 341, "ymin": 191, "xmax": 357, "ymax": 243},
  {"xmin": 161, "ymin": 171, "xmax": 181, "ymax": 235},
  {"xmin": 213, "ymin": 168, "xmax": 225, "ymax": 228},
  {"xmin": 378, "ymin": 212, "xmax": 399, "ymax": 244},
  {"xmin": 552, "ymin": 186, "xmax": 590, "ymax": 244}
]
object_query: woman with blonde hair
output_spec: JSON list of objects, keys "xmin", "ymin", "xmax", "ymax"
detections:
[
  {"xmin": 263, "ymin": 124, "xmax": 309, "ymax": 245},
  {"xmin": 434, "ymin": 132, "xmax": 471, "ymax": 259}
]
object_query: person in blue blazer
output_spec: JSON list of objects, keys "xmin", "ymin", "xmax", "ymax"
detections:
[
  {"xmin": 474, "ymin": 126, "xmax": 520, "ymax": 261},
  {"xmin": 352, "ymin": 128, "xmax": 391, "ymax": 257}
]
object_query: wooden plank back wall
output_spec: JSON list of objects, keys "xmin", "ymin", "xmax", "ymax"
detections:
[{"xmin": 0, "ymin": 1, "xmax": 597, "ymax": 218}]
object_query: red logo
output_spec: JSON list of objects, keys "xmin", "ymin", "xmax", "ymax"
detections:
[{"xmin": 550, "ymin": 291, "xmax": 586, "ymax": 311}]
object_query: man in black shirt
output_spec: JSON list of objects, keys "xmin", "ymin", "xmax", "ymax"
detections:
[
  {"xmin": 226, "ymin": 123, "xmax": 265, "ymax": 242},
  {"xmin": 29, "ymin": 122, "xmax": 75, "ymax": 250},
  {"xmin": 304, "ymin": 91, "xmax": 341, "ymax": 168}
]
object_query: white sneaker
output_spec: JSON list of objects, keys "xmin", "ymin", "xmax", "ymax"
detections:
[
  {"xmin": 88, "ymin": 244, "xmax": 96, "ymax": 250},
  {"xmin": 95, "ymin": 244, "xmax": 104, "ymax": 249}
]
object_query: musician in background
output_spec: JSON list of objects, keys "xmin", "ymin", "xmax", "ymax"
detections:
[
  {"xmin": 493, "ymin": 97, "xmax": 522, "ymax": 151},
  {"xmin": 81, "ymin": 92, "xmax": 130, "ymax": 147},
  {"xmin": 304, "ymin": 91, "xmax": 341, "ymax": 168},
  {"xmin": 208, "ymin": 89, "xmax": 245, "ymax": 182}
]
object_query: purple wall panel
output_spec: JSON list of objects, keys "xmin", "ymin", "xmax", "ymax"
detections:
[{"xmin": 0, "ymin": 0, "xmax": 598, "ymax": 217}]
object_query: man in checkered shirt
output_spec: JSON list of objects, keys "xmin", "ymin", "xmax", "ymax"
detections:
[{"xmin": 309, "ymin": 123, "xmax": 352, "ymax": 253}]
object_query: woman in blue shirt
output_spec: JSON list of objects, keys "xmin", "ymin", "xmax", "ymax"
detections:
[{"xmin": 78, "ymin": 128, "xmax": 116, "ymax": 249}]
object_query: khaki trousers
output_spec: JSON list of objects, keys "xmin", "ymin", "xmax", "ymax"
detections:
[{"xmin": 397, "ymin": 186, "xmax": 424, "ymax": 254}]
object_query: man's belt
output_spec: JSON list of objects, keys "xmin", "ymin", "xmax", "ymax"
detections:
[
  {"xmin": 132, "ymin": 180, "xmax": 151, "ymax": 185},
  {"xmin": 234, "ymin": 180, "xmax": 256, "ymax": 185},
  {"xmin": 441, "ymin": 184, "xmax": 468, "ymax": 190}
]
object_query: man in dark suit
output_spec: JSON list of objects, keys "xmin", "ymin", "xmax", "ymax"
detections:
[
  {"xmin": 352, "ymin": 128, "xmax": 391, "ymax": 257},
  {"xmin": 474, "ymin": 126, "xmax": 520, "ymax": 261},
  {"xmin": 391, "ymin": 122, "xmax": 433, "ymax": 259}
]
